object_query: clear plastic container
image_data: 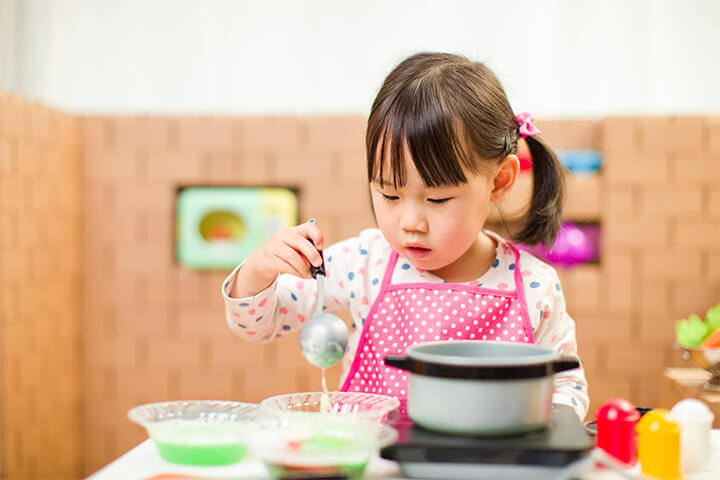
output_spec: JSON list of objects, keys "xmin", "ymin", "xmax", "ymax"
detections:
[
  {"xmin": 261, "ymin": 391, "xmax": 400, "ymax": 422},
  {"xmin": 248, "ymin": 413, "xmax": 397, "ymax": 479},
  {"xmin": 127, "ymin": 400, "xmax": 274, "ymax": 465}
]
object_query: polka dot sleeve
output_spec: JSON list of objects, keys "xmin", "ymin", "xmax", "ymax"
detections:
[
  {"xmin": 222, "ymin": 262, "xmax": 285, "ymax": 342},
  {"xmin": 533, "ymin": 269, "xmax": 589, "ymax": 420},
  {"xmin": 221, "ymin": 236, "xmax": 364, "ymax": 343}
]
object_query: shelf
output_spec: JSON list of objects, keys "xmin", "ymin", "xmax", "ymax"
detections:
[{"xmin": 564, "ymin": 173, "xmax": 602, "ymax": 221}]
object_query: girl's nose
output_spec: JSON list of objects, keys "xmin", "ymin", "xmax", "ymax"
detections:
[{"xmin": 400, "ymin": 205, "xmax": 429, "ymax": 233}]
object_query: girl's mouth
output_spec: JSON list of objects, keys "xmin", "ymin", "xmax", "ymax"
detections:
[{"xmin": 405, "ymin": 246, "xmax": 431, "ymax": 259}]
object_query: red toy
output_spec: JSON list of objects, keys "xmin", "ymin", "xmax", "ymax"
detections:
[{"xmin": 596, "ymin": 398, "xmax": 641, "ymax": 467}]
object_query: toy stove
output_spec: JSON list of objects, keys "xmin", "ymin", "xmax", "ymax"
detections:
[{"xmin": 380, "ymin": 405, "xmax": 593, "ymax": 480}]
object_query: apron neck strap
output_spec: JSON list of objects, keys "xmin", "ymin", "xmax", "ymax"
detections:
[
  {"xmin": 507, "ymin": 241, "xmax": 528, "ymax": 307},
  {"xmin": 380, "ymin": 250, "xmax": 400, "ymax": 291}
]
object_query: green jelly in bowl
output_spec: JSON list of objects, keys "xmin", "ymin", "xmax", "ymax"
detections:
[
  {"xmin": 249, "ymin": 413, "xmax": 397, "ymax": 480},
  {"xmin": 128, "ymin": 400, "xmax": 274, "ymax": 465}
]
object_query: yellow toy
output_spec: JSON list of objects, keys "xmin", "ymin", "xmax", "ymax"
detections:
[{"xmin": 636, "ymin": 409, "xmax": 682, "ymax": 480}]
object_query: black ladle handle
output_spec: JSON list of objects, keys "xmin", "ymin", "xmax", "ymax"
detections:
[
  {"xmin": 310, "ymin": 251, "xmax": 326, "ymax": 279},
  {"xmin": 307, "ymin": 218, "xmax": 325, "ymax": 278}
]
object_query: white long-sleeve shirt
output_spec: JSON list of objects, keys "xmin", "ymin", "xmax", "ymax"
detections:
[{"xmin": 222, "ymin": 228, "xmax": 589, "ymax": 419}]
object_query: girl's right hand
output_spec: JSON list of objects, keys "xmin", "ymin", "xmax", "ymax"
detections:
[{"xmin": 230, "ymin": 221, "xmax": 325, "ymax": 298}]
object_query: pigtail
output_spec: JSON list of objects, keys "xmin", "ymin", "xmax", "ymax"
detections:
[{"xmin": 513, "ymin": 135, "xmax": 565, "ymax": 247}]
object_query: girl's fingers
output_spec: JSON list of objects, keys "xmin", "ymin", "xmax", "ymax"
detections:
[
  {"xmin": 298, "ymin": 221, "xmax": 325, "ymax": 251},
  {"xmin": 272, "ymin": 242, "xmax": 311, "ymax": 278},
  {"xmin": 283, "ymin": 223, "xmax": 323, "ymax": 267},
  {"xmin": 273, "ymin": 254, "xmax": 307, "ymax": 279},
  {"xmin": 260, "ymin": 222, "xmax": 324, "ymax": 279},
  {"xmin": 285, "ymin": 233, "xmax": 323, "ymax": 268}
]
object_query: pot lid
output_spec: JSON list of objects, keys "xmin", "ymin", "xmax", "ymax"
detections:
[{"xmin": 407, "ymin": 340, "xmax": 559, "ymax": 366}]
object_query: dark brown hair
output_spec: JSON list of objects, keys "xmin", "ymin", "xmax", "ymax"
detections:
[{"xmin": 366, "ymin": 52, "xmax": 564, "ymax": 247}]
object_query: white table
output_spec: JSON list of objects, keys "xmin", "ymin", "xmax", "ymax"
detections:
[
  {"xmin": 85, "ymin": 439, "xmax": 403, "ymax": 479},
  {"xmin": 87, "ymin": 432, "xmax": 720, "ymax": 480}
]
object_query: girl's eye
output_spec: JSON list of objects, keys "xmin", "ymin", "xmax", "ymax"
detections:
[
  {"xmin": 382, "ymin": 194, "xmax": 399, "ymax": 201},
  {"xmin": 428, "ymin": 197, "xmax": 452, "ymax": 204}
]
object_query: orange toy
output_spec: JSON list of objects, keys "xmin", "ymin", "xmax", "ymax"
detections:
[{"xmin": 700, "ymin": 328, "xmax": 720, "ymax": 348}]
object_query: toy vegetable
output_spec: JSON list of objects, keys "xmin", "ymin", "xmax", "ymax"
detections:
[
  {"xmin": 675, "ymin": 302, "xmax": 720, "ymax": 348},
  {"xmin": 705, "ymin": 302, "xmax": 720, "ymax": 333},
  {"xmin": 700, "ymin": 328, "xmax": 720, "ymax": 349},
  {"xmin": 675, "ymin": 314, "xmax": 709, "ymax": 348}
]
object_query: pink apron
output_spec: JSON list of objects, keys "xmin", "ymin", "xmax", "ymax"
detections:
[{"xmin": 340, "ymin": 243, "xmax": 535, "ymax": 399}]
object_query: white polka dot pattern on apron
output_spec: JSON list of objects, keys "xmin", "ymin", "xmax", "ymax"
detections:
[{"xmin": 341, "ymin": 247, "xmax": 535, "ymax": 400}]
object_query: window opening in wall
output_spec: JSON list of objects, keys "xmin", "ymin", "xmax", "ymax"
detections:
[{"xmin": 176, "ymin": 186, "xmax": 298, "ymax": 270}]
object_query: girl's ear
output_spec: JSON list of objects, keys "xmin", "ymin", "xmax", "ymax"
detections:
[{"xmin": 490, "ymin": 154, "xmax": 520, "ymax": 204}]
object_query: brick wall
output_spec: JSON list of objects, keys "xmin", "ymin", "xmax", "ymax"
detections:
[
  {"xmin": 598, "ymin": 117, "xmax": 720, "ymax": 406},
  {"xmin": 494, "ymin": 118, "xmax": 720, "ymax": 412},
  {"xmin": 2, "ymin": 89, "xmax": 719, "ymax": 477},
  {"xmin": 0, "ymin": 91, "xmax": 82, "ymax": 479},
  {"xmin": 533, "ymin": 118, "xmax": 719, "ymax": 411},
  {"xmin": 79, "ymin": 115, "xmax": 374, "ymax": 474}
]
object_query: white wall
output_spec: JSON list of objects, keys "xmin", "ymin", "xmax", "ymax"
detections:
[
  {"xmin": 6, "ymin": 0, "xmax": 720, "ymax": 116},
  {"xmin": 0, "ymin": 0, "xmax": 18, "ymax": 90}
]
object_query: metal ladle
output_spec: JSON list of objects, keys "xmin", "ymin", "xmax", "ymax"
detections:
[{"xmin": 299, "ymin": 221, "xmax": 348, "ymax": 368}]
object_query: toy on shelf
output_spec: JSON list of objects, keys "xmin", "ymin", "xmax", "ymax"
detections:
[
  {"xmin": 519, "ymin": 222, "xmax": 601, "ymax": 268},
  {"xmin": 556, "ymin": 150, "xmax": 602, "ymax": 174},
  {"xmin": 517, "ymin": 145, "xmax": 602, "ymax": 175}
]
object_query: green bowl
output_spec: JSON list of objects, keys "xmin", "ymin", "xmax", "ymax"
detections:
[{"xmin": 128, "ymin": 400, "xmax": 273, "ymax": 465}]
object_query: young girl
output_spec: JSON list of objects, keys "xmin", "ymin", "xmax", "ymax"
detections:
[{"xmin": 222, "ymin": 52, "xmax": 588, "ymax": 419}]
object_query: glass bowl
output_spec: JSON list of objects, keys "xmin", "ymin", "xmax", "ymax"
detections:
[
  {"xmin": 248, "ymin": 413, "xmax": 397, "ymax": 479},
  {"xmin": 677, "ymin": 344, "xmax": 720, "ymax": 391},
  {"xmin": 260, "ymin": 391, "xmax": 400, "ymax": 422},
  {"xmin": 127, "ymin": 400, "xmax": 274, "ymax": 465}
]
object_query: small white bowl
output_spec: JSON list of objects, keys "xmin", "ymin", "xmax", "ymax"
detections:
[{"xmin": 261, "ymin": 391, "xmax": 400, "ymax": 422}]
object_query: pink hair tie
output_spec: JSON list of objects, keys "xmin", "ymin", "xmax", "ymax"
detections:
[{"xmin": 516, "ymin": 112, "xmax": 541, "ymax": 138}]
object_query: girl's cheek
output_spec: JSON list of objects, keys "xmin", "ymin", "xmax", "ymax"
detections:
[{"xmin": 374, "ymin": 203, "xmax": 391, "ymax": 222}]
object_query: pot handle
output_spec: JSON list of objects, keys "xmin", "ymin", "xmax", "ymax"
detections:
[
  {"xmin": 384, "ymin": 354, "xmax": 411, "ymax": 372},
  {"xmin": 551, "ymin": 356, "xmax": 580, "ymax": 374}
]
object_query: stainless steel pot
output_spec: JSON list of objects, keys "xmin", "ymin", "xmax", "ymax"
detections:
[{"xmin": 384, "ymin": 341, "xmax": 579, "ymax": 436}]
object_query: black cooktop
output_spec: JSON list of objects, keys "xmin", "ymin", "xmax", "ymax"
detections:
[{"xmin": 380, "ymin": 404, "xmax": 593, "ymax": 479}]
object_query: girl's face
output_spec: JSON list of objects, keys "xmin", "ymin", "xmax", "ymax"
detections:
[{"xmin": 371, "ymin": 149, "xmax": 517, "ymax": 280}]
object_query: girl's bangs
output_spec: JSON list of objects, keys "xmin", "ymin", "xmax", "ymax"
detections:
[{"xmin": 370, "ymin": 90, "xmax": 476, "ymax": 188}]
